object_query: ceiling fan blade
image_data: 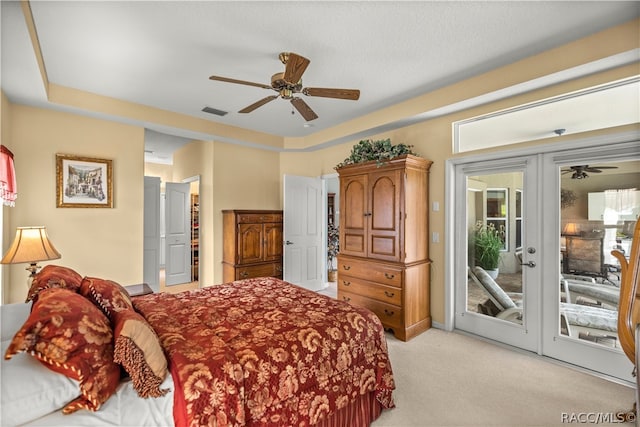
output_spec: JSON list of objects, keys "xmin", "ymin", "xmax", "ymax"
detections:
[
  {"xmin": 291, "ymin": 97, "xmax": 318, "ymax": 121},
  {"xmin": 239, "ymin": 95, "xmax": 279, "ymax": 113},
  {"xmin": 303, "ymin": 87, "xmax": 360, "ymax": 100},
  {"xmin": 584, "ymin": 168, "xmax": 603, "ymax": 173},
  {"xmin": 209, "ymin": 75, "xmax": 272, "ymax": 90},
  {"xmin": 283, "ymin": 53, "xmax": 310, "ymax": 84},
  {"xmin": 588, "ymin": 166, "xmax": 619, "ymax": 170}
]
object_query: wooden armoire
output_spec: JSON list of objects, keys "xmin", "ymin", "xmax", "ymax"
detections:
[
  {"xmin": 336, "ymin": 155, "xmax": 432, "ymax": 341},
  {"xmin": 222, "ymin": 210, "xmax": 283, "ymax": 282}
]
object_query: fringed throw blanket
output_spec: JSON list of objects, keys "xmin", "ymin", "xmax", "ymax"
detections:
[{"xmin": 133, "ymin": 277, "xmax": 395, "ymax": 427}]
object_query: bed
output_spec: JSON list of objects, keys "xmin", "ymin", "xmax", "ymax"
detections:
[{"xmin": 1, "ymin": 266, "xmax": 395, "ymax": 426}]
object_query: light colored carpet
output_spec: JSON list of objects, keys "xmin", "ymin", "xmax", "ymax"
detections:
[{"xmin": 373, "ymin": 329, "xmax": 634, "ymax": 426}]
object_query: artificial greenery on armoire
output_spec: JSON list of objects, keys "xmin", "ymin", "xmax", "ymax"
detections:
[{"xmin": 334, "ymin": 138, "xmax": 418, "ymax": 169}]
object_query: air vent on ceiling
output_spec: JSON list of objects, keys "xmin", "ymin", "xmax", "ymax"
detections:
[{"xmin": 202, "ymin": 106, "xmax": 228, "ymax": 116}]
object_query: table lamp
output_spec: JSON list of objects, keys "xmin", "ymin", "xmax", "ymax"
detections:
[{"xmin": 1, "ymin": 226, "xmax": 61, "ymax": 285}]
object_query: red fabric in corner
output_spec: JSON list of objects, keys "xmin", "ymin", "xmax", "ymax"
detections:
[{"xmin": 0, "ymin": 145, "xmax": 17, "ymax": 206}]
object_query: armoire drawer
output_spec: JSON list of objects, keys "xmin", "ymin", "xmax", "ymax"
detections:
[
  {"xmin": 338, "ymin": 290, "xmax": 403, "ymax": 330},
  {"xmin": 337, "ymin": 275, "xmax": 402, "ymax": 306},
  {"xmin": 237, "ymin": 213, "xmax": 283, "ymax": 224},
  {"xmin": 236, "ymin": 262, "xmax": 282, "ymax": 280},
  {"xmin": 337, "ymin": 256, "xmax": 403, "ymax": 287}
]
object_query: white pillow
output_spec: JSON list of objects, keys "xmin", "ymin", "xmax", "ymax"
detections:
[
  {"xmin": 2, "ymin": 330, "xmax": 79, "ymax": 425},
  {"xmin": 1, "ymin": 302, "xmax": 31, "ymax": 340}
]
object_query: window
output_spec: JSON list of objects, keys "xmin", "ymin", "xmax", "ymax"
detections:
[{"xmin": 486, "ymin": 188, "xmax": 508, "ymax": 250}]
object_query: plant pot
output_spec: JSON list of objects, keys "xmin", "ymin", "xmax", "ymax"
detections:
[
  {"xmin": 328, "ymin": 270, "xmax": 337, "ymax": 282},
  {"xmin": 485, "ymin": 268, "xmax": 499, "ymax": 280}
]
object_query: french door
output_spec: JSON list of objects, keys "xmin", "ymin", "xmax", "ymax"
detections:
[
  {"xmin": 540, "ymin": 148, "xmax": 636, "ymax": 383},
  {"xmin": 454, "ymin": 156, "xmax": 540, "ymax": 352},
  {"xmin": 452, "ymin": 142, "xmax": 638, "ymax": 383}
]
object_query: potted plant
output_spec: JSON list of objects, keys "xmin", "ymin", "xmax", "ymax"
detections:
[
  {"xmin": 335, "ymin": 138, "xmax": 418, "ymax": 169},
  {"xmin": 327, "ymin": 223, "xmax": 339, "ymax": 282},
  {"xmin": 472, "ymin": 221, "xmax": 504, "ymax": 279}
]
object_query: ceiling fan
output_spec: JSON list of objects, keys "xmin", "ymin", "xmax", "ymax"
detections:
[
  {"xmin": 209, "ymin": 52, "xmax": 360, "ymax": 121},
  {"xmin": 561, "ymin": 165, "xmax": 618, "ymax": 179}
]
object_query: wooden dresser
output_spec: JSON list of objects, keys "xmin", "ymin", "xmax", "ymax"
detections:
[
  {"xmin": 336, "ymin": 155, "xmax": 432, "ymax": 341},
  {"xmin": 222, "ymin": 210, "xmax": 283, "ymax": 282}
]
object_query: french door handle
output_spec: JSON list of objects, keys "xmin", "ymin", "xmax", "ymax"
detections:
[
  {"xmin": 520, "ymin": 261, "xmax": 536, "ymax": 268},
  {"xmin": 285, "ymin": 240, "xmax": 294, "ymax": 245}
]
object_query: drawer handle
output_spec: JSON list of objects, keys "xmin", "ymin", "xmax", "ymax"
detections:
[
  {"xmin": 384, "ymin": 273, "xmax": 395, "ymax": 280},
  {"xmin": 342, "ymin": 265, "xmax": 351, "ymax": 271},
  {"xmin": 240, "ymin": 271, "xmax": 249, "ymax": 278},
  {"xmin": 342, "ymin": 296, "xmax": 351, "ymax": 302},
  {"xmin": 384, "ymin": 309, "xmax": 395, "ymax": 317},
  {"xmin": 342, "ymin": 281, "xmax": 351, "ymax": 286},
  {"xmin": 275, "ymin": 265, "xmax": 282, "ymax": 272},
  {"xmin": 384, "ymin": 291, "xmax": 395, "ymax": 298}
]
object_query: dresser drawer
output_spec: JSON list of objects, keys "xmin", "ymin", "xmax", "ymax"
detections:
[
  {"xmin": 339, "ymin": 290, "xmax": 403, "ymax": 330},
  {"xmin": 236, "ymin": 262, "xmax": 282, "ymax": 280},
  {"xmin": 338, "ymin": 275, "xmax": 402, "ymax": 306},
  {"xmin": 337, "ymin": 256, "xmax": 403, "ymax": 287},
  {"xmin": 237, "ymin": 213, "xmax": 283, "ymax": 224}
]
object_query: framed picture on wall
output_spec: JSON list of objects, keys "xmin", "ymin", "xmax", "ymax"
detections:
[{"xmin": 56, "ymin": 154, "xmax": 113, "ymax": 208}]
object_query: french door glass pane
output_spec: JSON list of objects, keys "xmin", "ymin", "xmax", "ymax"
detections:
[
  {"xmin": 467, "ymin": 174, "xmax": 522, "ymax": 325},
  {"xmin": 559, "ymin": 160, "xmax": 639, "ymax": 350}
]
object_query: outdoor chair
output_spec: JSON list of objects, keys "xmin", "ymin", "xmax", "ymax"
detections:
[{"xmin": 469, "ymin": 266, "xmax": 618, "ymax": 341}]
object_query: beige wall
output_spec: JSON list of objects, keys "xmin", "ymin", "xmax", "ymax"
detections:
[
  {"xmin": 4, "ymin": 105, "xmax": 144, "ymax": 303},
  {"xmin": 144, "ymin": 162, "xmax": 173, "ymax": 191},
  {"xmin": 211, "ymin": 142, "xmax": 280, "ymax": 284}
]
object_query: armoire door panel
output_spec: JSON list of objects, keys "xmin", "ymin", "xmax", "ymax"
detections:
[
  {"xmin": 344, "ymin": 233, "xmax": 365, "ymax": 254},
  {"xmin": 341, "ymin": 174, "xmax": 368, "ymax": 257},
  {"xmin": 238, "ymin": 223, "xmax": 264, "ymax": 264},
  {"xmin": 343, "ymin": 177, "xmax": 367, "ymax": 230},
  {"xmin": 370, "ymin": 235, "xmax": 397, "ymax": 258},
  {"xmin": 370, "ymin": 173, "xmax": 398, "ymax": 231},
  {"xmin": 264, "ymin": 223, "xmax": 283, "ymax": 261}
]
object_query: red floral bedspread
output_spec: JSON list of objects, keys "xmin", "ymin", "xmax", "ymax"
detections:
[{"xmin": 133, "ymin": 277, "xmax": 395, "ymax": 427}]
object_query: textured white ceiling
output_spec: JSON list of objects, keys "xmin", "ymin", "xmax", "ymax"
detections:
[{"xmin": 2, "ymin": 1, "xmax": 639, "ymax": 163}]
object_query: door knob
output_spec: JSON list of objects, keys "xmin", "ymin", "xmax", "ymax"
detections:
[
  {"xmin": 520, "ymin": 261, "xmax": 536, "ymax": 268},
  {"xmin": 285, "ymin": 240, "xmax": 294, "ymax": 245}
]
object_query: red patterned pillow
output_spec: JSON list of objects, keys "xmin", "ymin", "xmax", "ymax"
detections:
[
  {"xmin": 80, "ymin": 277, "xmax": 133, "ymax": 321},
  {"xmin": 112, "ymin": 308, "xmax": 168, "ymax": 398},
  {"xmin": 26, "ymin": 265, "xmax": 83, "ymax": 303},
  {"xmin": 4, "ymin": 288, "xmax": 120, "ymax": 414}
]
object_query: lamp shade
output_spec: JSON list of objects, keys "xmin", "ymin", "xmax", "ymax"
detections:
[
  {"xmin": 562, "ymin": 223, "xmax": 580, "ymax": 236},
  {"xmin": 1, "ymin": 226, "xmax": 61, "ymax": 264}
]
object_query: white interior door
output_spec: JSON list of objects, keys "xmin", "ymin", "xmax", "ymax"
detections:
[
  {"xmin": 454, "ymin": 156, "xmax": 540, "ymax": 352},
  {"xmin": 143, "ymin": 176, "xmax": 161, "ymax": 292},
  {"xmin": 165, "ymin": 182, "xmax": 191, "ymax": 286},
  {"xmin": 283, "ymin": 175, "xmax": 323, "ymax": 291}
]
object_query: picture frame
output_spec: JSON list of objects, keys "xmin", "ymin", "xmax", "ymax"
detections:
[{"xmin": 56, "ymin": 154, "xmax": 113, "ymax": 208}]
